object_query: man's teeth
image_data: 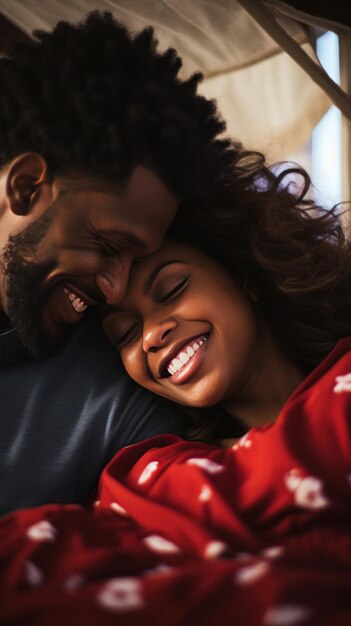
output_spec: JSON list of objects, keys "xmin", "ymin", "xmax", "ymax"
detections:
[
  {"xmin": 167, "ymin": 336, "xmax": 208, "ymax": 376},
  {"xmin": 64, "ymin": 288, "xmax": 88, "ymax": 313}
]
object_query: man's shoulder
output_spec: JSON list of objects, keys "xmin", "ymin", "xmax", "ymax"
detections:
[
  {"xmin": 54, "ymin": 312, "xmax": 127, "ymax": 381},
  {"xmin": 0, "ymin": 314, "xmax": 185, "ymax": 514},
  {"xmin": 0, "ymin": 311, "xmax": 173, "ymax": 414}
]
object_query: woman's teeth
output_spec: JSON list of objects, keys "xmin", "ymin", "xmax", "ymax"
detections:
[
  {"xmin": 167, "ymin": 335, "xmax": 208, "ymax": 376},
  {"xmin": 64, "ymin": 288, "xmax": 88, "ymax": 313}
]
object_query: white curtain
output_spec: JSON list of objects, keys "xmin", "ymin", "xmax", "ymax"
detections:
[{"xmin": 0, "ymin": 0, "xmax": 331, "ymax": 157}]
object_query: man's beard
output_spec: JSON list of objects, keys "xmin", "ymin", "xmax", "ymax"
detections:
[{"xmin": 2, "ymin": 202, "xmax": 60, "ymax": 357}]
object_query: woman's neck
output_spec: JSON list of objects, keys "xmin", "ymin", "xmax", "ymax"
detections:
[{"xmin": 221, "ymin": 329, "xmax": 304, "ymax": 429}]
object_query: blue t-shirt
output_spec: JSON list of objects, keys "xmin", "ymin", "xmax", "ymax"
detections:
[{"xmin": 0, "ymin": 313, "xmax": 185, "ymax": 514}]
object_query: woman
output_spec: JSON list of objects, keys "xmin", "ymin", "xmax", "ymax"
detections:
[
  {"xmin": 2, "ymin": 151, "xmax": 351, "ymax": 625},
  {"xmin": 101, "ymin": 148, "xmax": 351, "ymax": 441}
]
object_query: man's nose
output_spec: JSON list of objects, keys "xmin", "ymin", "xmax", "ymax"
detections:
[
  {"xmin": 95, "ymin": 256, "xmax": 132, "ymax": 305},
  {"xmin": 143, "ymin": 318, "xmax": 177, "ymax": 353}
]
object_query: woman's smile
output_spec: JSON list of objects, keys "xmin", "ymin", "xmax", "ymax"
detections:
[{"xmin": 161, "ymin": 333, "xmax": 209, "ymax": 384}]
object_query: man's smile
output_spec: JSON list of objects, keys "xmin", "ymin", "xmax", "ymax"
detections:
[
  {"xmin": 48, "ymin": 279, "xmax": 107, "ymax": 326},
  {"xmin": 64, "ymin": 288, "xmax": 88, "ymax": 313},
  {"xmin": 44, "ymin": 285, "xmax": 87, "ymax": 327},
  {"xmin": 63, "ymin": 282, "xmax": 101, "ymax": 309}
]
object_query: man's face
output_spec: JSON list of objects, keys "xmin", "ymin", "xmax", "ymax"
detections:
[{"xmin": 1, "ymin": 166, "xmax": 178, "ymax": 355}]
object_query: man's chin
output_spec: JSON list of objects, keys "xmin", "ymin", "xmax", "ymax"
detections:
[
  {"xmin": 14, "ymin": 321, "xmax": 69, "ymax": 357},
  {"xmin": 36, "ymin": 299, "xmax": 81, "ymax": 355},
  {"xmin": 39, "ymin": 285, "xmax": 83, "ymax": 355},
  {"xmin": 8, "ymin": 285, "xmax": 83, "ymax": 356},
  {"xmin": 11, "ymin": 306, "xmax": 72, "ymax": 357}
]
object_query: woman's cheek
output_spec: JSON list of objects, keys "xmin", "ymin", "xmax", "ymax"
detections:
[
  {"xmin": 122, "ymin": 344, "xmax": 145, "ymax": 384},
  {"xmin": 121, "ymin": 347, "xmax": 140, "ymax": 380}
]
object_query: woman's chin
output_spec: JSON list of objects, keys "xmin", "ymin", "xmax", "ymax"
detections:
[{"xmin": 161, "ymin": 385, "xmax": 223, "ymax": 410}]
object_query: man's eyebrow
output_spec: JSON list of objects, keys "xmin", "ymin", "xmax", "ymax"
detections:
[
  {"xmin": 99, "ymin": 229, "xmax": 145, "ymax": 250},
  {"xmin": 145, "ymin": 260, "xmax": 185, "ymax": 293}
]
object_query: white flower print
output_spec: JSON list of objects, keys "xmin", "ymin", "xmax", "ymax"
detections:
[
  {"xmin": 186, "ymin": 458, "xmax": 224, "ymax": 474},
  {"xmin": 235, "ymin": 560, "xmax": 270, "ymax": 586},
  {"xmin": 285, "ymin": 469, "xmax": 329, "ymax": 510},
  {"xmin": 261, "ymin": 546, "xmax": 284, "ymax": 560},
  {"xmin": 334, "ymin": 373, "xmax": 351, "ymax": 393},
  {"xmin": 296, "ymin": 477, "xmax": 329, "ymax": 509},
  {"xmin": 24, "ymin": 561, "xmax": 44, "ymax": 587},
  {"xmin": 97, "ymin": 578, "xmax": 143, "ymax": 612},
  {"xmin": 143, "ymin": 564, "xmax": 173, "ymax": 577},
  {"xmin": 285, "ymin": 469, "xmax": 302, "ymax": 492},
  {"xmin": 263, "ymin": 604, "xmax": 312, "ymax": 625},
  {"xmin": 232, "ymin": 433, "xmax": 252, "ymax": 451},
  {"xmin": 143, "ymin": 535, "xmax": 181, "ymax": 554},
  {"xmin": 110, "ymin": 502, "xmax": 128, "ymax": 516},
  {"xmin": 26, "ymin": 520, "xmax": 57, "ymax": 542},
  {"xmin": 63, "ymin": 573, "xmax": 85, "ymax": 592},
  {"xmin": 138, "ymin": 461, "xmax": 159, "ymax": 485},
  {"xmin": 204, "ymin": 541, "xmax": 228, "ymax": 559},
  {"xmin": 198, "ymin": 485, "xmax": 212, "ymax": 502}
]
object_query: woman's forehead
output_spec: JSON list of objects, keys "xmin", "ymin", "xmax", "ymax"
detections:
[{"xmin": 130, "ymin": 240, "xmax": 191, "ymax": 278}]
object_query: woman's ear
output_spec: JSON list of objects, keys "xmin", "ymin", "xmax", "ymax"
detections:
[{"xmin": 6, "ymin": 153, "xmax": 49, "ymax": 216}]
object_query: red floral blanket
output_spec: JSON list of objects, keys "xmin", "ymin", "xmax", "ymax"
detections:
[{"xmin": 2, "ymin": 339, "xmax": 351, "ymax": 625}]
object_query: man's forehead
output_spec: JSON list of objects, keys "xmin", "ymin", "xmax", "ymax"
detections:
[
  {"xmin": 121, "ymin": 166, "xmax": 178, "ymax": 210},
  {"xmin": 88, "ymin": 168, "xmax": 178, "ymax": 232},
  {"xmin": 57, "ymin": 164, "xmax": 172, "ymax": 198}
]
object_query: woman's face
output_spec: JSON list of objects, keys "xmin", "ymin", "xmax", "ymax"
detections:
[{"xmin": 101, "ymin": 241, "xmax": 262, "ymax": 408}]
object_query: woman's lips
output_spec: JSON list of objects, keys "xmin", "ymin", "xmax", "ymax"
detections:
[{"xmin": 166, "ymin": 334, "xmax": 209, "ymax": 385}]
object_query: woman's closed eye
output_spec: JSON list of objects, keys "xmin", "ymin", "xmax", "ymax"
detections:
[
  {"xmin": 157, "ymin": 277, "xmax": 188, "ymax": 302},
  {"xmin": 113, "ymin": 323, "xmax": 139, "ymax": 349}
]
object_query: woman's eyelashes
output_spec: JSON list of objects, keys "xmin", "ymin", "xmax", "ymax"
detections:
[
  {"xmin": 157, "ymin": 276, "xmax": 189, "ymax": 302},
  {"xmin": 114, "ymin": 323, "xmax": 139, "ymax": 349}
]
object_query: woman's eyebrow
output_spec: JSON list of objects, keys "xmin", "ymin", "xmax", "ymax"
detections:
[{"xmin": 145, "ymin": 260, "xmax": 185, "ymax": 293}]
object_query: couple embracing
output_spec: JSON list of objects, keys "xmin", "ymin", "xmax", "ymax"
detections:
[{"xmin": 1, "ymin": 11, "xmax": 351, "ymax": 626}]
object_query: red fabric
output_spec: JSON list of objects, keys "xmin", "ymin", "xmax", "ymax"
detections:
[{"xmin": 2, "ymin": 339, "xmax": 351, "ymax": 625}]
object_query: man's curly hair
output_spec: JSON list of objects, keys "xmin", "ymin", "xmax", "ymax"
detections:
[{"xmin": 0, "ymin": 10, "xmax": 238, "ymax": 197}]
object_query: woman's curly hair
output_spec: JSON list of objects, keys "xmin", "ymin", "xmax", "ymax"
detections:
[
  {"xmin": 170, "ymin": 150, "xmax": 351, "ymax": 441},
  {"xmin": 0, "ymin": 10, "xmax": 238, "ymax": 197}
]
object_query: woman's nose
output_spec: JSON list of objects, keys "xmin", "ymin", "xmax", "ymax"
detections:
[
  {"xmin": 143, "ymin": 318, "xmax": 177, "ymax": 353},
  {"xmin": 95, "ymin": 256, "xmax": 132, "ymax": 305}
]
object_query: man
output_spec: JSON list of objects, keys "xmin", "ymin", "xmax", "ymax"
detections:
[{"xmin": 0, "ymin": 11, "xmax": 237, "ymax": 514}]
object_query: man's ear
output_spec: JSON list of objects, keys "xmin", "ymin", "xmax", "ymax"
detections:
[{"xmin": 6, "ymin": 153, "xmax": 49, "ymax": 216}]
